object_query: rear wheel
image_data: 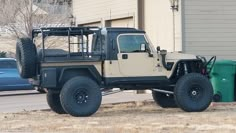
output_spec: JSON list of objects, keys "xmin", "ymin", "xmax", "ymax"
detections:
[
  {"xmin": 47, "ymin": 89, "xmax": 66, "ymax": 114},
  {"xmin": 60, "ymin": 76, "xmax": 102, "ymax": 117},
  {"xmin": 152, "ymin": 90, "xmax": 177, "ymax": 108},
  {"xmin": 174, "ymin": 73, "xmax": 213, "ymax": 112}
]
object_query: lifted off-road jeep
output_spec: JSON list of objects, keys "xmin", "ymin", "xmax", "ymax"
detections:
[{"xmin": 16, "ymin": 27, "xmax": 215, "ymax": 117}]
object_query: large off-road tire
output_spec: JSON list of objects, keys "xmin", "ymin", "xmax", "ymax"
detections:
[
  {"xmin": 16, "ymin": 38, "xmax": 37, "ymax": 78},
  {"xmin": 174, "ymin": 73, "xmax": 213, "ymax": 112},
  {"xmin": 47, "ymin": 89, "xmax": 67, "ymax": 114},
  {"xmin": 60, "ymin": 76, "xmax": 102, "ymax": 117},
  {"xmin": 152, "ymin": 90, "xmax": 177, "ymax": 108}
]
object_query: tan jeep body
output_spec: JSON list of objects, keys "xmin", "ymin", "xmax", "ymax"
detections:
[{"xmin": 16, "ymin": 27, "xmax": 213, "ymax": 117}]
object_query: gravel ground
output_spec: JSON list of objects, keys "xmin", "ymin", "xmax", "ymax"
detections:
[{"xmin": 0, "ymin": 101, "xmax": 236, "ymax": 133}]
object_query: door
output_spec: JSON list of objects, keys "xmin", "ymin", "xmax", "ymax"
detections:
[{"xmin": 117, "ymin": 33, "xmax": 154, "ymax": 77}]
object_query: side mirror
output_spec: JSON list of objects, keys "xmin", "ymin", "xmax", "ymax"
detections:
[
  {"xmin": 156, "ymin": 46, "xmax": 160, "ymax": 52},
  {"xmin": 140, "ymin": 44, "xmax": 146, "ymax": 51},
  {"xmin": 141, "ymin": 44, "xmax": 153, "ymax": 57}
]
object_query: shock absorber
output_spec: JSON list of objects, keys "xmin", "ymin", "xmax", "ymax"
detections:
[
  {"xmin": 183, "ymin": 63, "xmax": 188, "ymax": 74},
  {"xmin": 176, "ymin": 63, "xmax": 181, "ymax": 77}
]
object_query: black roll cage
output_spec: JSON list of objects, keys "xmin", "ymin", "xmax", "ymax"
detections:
[{"xmin": 31, "ymin": 27, "xmax": 104, "ymax": 61}]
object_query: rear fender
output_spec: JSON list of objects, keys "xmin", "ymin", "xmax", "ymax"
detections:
[{"xmin": 58, "ymin": 66, "xmax": 102, "ymax": 86}]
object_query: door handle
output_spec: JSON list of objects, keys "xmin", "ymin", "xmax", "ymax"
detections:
[
  {"xmin": 0, "ymin": 72, "xmax": 4, "ymax": 74},
  {"xmin": 122, "ymin": 54, "xmax": 128, "ymax": 59}
]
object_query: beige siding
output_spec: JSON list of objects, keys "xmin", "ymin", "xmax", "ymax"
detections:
[
  {"xmin": 144, "ymin": 0, "xmax": 182, "ymax": 52},
  {"xmin": 80, "ymin": 22, "xmax": 102, "ymax": 27},
  {"xmin": 183, "ymin": 0, "xmax": 236, "ymax": 60},
  {"xmin": 73, "ymin": 0, "xmax": 182, "ymax": 52},
  {"xmin": 73, "ymin": 0, "xmax": 138, "ymax": 28},
  {"xmin": 109, "ymin": 17, "xmax": 134, "ymax": 27}
]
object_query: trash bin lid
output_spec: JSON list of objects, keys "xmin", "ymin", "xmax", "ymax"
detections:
[{"xmin": 214, "ymin": 60, "xmax": 235, "ymax": 65}]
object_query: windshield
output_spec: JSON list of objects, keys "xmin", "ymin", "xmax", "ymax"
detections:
[{"xmin": 144, "ymin": 33, "xmax": 155, "ymax": 53}]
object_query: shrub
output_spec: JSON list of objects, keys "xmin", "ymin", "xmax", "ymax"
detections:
[{"xmin": 0, "ymin": 51, "xmax": 7, "ymax": 58}]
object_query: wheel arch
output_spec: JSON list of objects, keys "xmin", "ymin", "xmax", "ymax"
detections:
[
  {"xmin": 169, "ymin": 59, "xmax": 204, "ymax": 83},
  {"xmin": 58, "ymin": 66, "xmax": 102, "ymax": 86}
]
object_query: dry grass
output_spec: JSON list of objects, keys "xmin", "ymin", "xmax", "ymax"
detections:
[
  {"xmin": 0, "ymin": 36, "xmax": 16, "ymax": 53},
  {"xmin": 0, "ymin": 101, "xmax": 236, "ymax": 133}
]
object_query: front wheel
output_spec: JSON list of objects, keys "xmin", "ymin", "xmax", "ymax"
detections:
[
  {"xmin": 60, "ymin": 76, "xmax": 102, "ymax": 117},
  {"xmin": 174, "ymin": 73, "xmax": 213, "ymax": 112}
]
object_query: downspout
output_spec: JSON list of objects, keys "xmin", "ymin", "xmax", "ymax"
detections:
[{"xmin": 137, "ymin": 0, "xmax": 144, "ymax": 30}]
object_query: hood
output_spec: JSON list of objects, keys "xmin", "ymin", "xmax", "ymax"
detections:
[{"xmin": 166, "ymin": 52, "xmax": 197, "ymax": 60}]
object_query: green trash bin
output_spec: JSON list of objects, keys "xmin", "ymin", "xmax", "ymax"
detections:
[{"xmin": 210, "ymin": 60, "xmax": 236, "ymax": 102}]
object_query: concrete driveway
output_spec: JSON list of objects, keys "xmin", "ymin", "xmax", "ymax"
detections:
[{"xmin": 0, "ymin": 90, "xmax": 152, "ymax": 113}]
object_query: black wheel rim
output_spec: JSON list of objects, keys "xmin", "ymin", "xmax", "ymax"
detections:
[
  {"xmin": 74, "ymin": 89, "xmax": 89, "ymax": 104},
  {"xmin": 188, "ymin": 85, "xmax": 203, "ymax": 101}
]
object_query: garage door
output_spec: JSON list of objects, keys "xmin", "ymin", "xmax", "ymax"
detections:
[
  {"xmin": 183, "ymin": 0, "xmax": 236, "ymax": 60},
  {"xmin": 110, "ymin": 17, "xmax": 134, "ymax": 28},
  {"xmin": 81, "ymin": 22, "xmax": 102, "ymax": 27}
]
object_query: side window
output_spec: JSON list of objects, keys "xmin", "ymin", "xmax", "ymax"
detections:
[
  {"xmin": 0, "ymin": 60, "xmax": 17, "ymax": 68},
  {"xmin": 92, "ymin": 34, "xmax": 105, "ymax": 53},
  {"xmin": 118, "ymin": 34, "xmax": 149, "ymax": 53}
]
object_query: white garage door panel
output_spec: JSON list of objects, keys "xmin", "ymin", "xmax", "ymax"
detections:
[
  {"xmin": 186, "ymin": 50, "xmax": 236, "ymax": 55},
  {"xmin": 183, "ymin": 0, "xmax": 236, "ymax": 60},
  {"xmin": 186, "ymin": 46, "xmax": 236, "ymax": 51},
  {"xmin": 185, "ymin": 23, "xmax": 236, "ymax": 29},
  {"xmin": 185, "ymin": 42, "xmax": 236, "ymax": 47},
  {"xmin": 185, "ymin": 38, "xmax": 236, "ymax": 42},
  {"xmin": 185, "ymin": 32, "xmax": 236, "ymax": 38},
  {"xmin": 111, "ymin": 18, "xmax": 134, "ymax": 28},
  {"xmin": 184, "ymin": 1, "xmax": 236, "ymax": 6},
  {"xmin": 185, "ymin": 28, "xmax": 236, "ymax": 33}
]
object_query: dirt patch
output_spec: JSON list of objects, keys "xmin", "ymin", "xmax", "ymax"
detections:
[{"xmin": 1, "ymin": 101, "xmax": 236, "ymax": 133}]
